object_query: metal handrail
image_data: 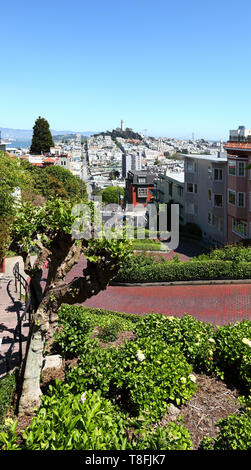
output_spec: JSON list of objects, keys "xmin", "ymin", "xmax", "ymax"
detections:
[{"xmin": 5, "ymin": 262, "xmax": 32, "ymax": 372}]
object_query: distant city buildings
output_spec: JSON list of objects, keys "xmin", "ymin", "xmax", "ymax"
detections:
[{"xmin": 122, "ymin": 152, "xmax": 142, "ymax": 178}]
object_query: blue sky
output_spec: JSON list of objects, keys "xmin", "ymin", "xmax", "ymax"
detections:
[{"xmin": 1, "ymin": 0, "xmax": 251, "ymax": 140}]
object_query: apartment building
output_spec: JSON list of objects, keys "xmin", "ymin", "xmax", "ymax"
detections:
[
  {"xmin": 224, "ymin": 126, "xmax": 251, "ymax": 242},
  {"xmin": 183, "ymin": 153, "xmax": 228, "ymax": 245},
  {"xmin": 154, "ymin": 170, "xmax": 185, "ymax": 225}
]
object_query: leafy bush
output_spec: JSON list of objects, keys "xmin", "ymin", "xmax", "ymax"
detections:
[
  {"xmin": 97, "ymin": 322, "xmax": 121, "ymax": 342},
  {"xmin": 132, "ymin": 420, "xmax": 192, "ymax": 450},
  {"xmin": 200, "ymin": 411, "xmax": 251, "ymax": 450},
  {"xmin": 67, "ymin": 337, "xmax": 196, "ymax": 420},
  {"xmin": 115, "ymin": 258, "xmax": 251, "ymax": 283},
  {"xmin": 213, "ymin": 320, "xmax": 251, "ymax": 391},
  {"xmin": 136, "ymin": 313, "xmax": 216, "ymax": 372},
  {"xmin": 0, "ymin": 383, "xmax": 193, "ymax": 451},
  {"xmin": 54, "ymin": 305, "xmax": 137, "ymax": 358},
  {"xmin": 16, "ymin": 383, "xmax": 131, "ymax": 450},
  {"xmin": 0, "ymin": 373, "xmax": 16, "ymax": 429}
]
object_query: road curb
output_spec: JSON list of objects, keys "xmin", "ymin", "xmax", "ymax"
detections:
[{"xmin": 110, "ymin": 279, "xmax": 251, "ymax": 287}]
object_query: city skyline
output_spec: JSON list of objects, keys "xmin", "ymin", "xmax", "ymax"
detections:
[{"xmin": 1, "ymin": 0, "xmax": 251, "ymax": 140}]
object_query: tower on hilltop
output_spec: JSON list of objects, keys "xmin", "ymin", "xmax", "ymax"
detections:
[{"xmin": 121, "ymin": 120, "xmax": 124, "ymax": 132}]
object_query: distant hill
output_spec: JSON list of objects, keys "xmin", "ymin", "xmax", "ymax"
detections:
[
  {"xmin": 0, "ymin": 127, "xmax": 94, "ymax": 141},
  {"xmin": 94, "ymin": 128, "xmax": 143, "ymax": 141}
]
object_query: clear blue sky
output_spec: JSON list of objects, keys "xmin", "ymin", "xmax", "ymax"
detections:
[{"xmin": 1, "ymin": 0, "xmax": 251, "ymax": 140}]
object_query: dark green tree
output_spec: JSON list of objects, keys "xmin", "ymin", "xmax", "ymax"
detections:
[{"xmin": 30, "ymin": 116, "xmax": 54, "ymax": 154}]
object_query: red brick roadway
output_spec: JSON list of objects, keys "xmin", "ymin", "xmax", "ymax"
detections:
[{"xmin": 63, "ymin": 242, "xmax": 251, "ymax": 326}]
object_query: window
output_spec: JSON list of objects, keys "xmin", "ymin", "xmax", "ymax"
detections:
[
  {"xmin": 208, "ymin": 166, "xmax": 212, "ymax": 179},
  {"xmin": 228, "ymin": 189, "xmax": 236, "ymax": 205},
  {"xmin": 232, "ymin": 219, "xmax": 248, "ymax": 238},
  {"xmin": 238, "ymin": 162, "xmax": 245, "ymax": 177},
  {"xmin": 228, "ymin": 161, "xmax": 236, "ymax": 175},
  {"xmin": 214, "ymin": 168, "xmax": 223, "ymax": 181},
  {"xmin": 186, "ymin": 161, "xmax": 195, "ymax": 172},
  {"xmin": 212, "ymin": 215, "xmax": 223, "ymax": 232},
  {"xmin": 208, "ymin": 212, "xmax": 212, "ymax": 225},
  {"xmin": 237, "ymin": 192, "xmax": 245, "ymax": 208},
  {"xmin": 138, "ymin": 177, "xmax": 146, "ymax": 183},
  {"xmin": 214, "ymin": 194, "xmax": 223, "ymax": 207},
  {"xmin": 138, "ymin": 187, "xmax": 148, "ymax": 197},
  {"xmin": 208, "ymin": 189, "xmax": 212, "ymax": 201},
  {"xmin": 186, "ymin": 183, "xmax": 197, "ymax": 193}
]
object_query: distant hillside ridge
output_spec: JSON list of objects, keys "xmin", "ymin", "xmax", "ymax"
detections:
[{"xmin": 94, "ymin": 127, "xmax": 143, "ymax": 141}]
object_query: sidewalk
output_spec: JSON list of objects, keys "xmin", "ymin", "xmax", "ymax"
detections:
[{"xmin": 0, "ymin": 258, "xmax": 31, "ymax": 378}]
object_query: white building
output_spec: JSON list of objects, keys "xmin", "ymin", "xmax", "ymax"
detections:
[{"xmin": 122, "ymin": 152, "xmax": 142, "ymax": 177}]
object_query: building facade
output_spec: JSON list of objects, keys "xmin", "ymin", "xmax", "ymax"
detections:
[
  {"xmin": 224, "ymin": 126, "xmax": 251, "ymax": 242},
  {"xmin": 184, "ymin": 153, "xmax": 228, "ymax": 245},
  {"xmin": 154, "ymin": 170, "xmax": 185, "ymax": 225},
  {"xmin": 125, "ymin": 170, "xmax": 155, "ymax": 206}
]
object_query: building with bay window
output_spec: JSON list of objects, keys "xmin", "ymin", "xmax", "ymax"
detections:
[{"xmin": 224, "ymin": 126, "xmax": 251, "ymax": 242}]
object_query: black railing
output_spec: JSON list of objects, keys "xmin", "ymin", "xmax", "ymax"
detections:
[{"xmin": 5, "ymin": 262, "xmax": 32, "ymax": 372}]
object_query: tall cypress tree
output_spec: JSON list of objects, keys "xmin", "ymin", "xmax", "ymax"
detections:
[{"xmin": 30, "ymin": 116, "xmax": 54, "ymax": 154}]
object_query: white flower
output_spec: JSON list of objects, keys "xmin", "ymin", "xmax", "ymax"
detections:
[
  {"xmin": 80, "ymin": 392, "xmax": 87, "ymax": 403},
  {"xmin": 208, "ymin": 338, "xmax": 215, "ymax": 344},
  {"xmin": 189, "ymin": 374, "xmax": 197, "ymax": 383},
  {"xmin": 242, "ymin": 338, "xmax": 251, "ymax": 348},
  {"xmin": 167, "ymin": 316, "xmax": 175, "ymax": 321},
  {"xmin": 136, "ymin": 350, "xmax": 145, "ymax": 362},
  {"xmin": 180, "ymin": 377, "xmax": 187, "ymax": 384}
]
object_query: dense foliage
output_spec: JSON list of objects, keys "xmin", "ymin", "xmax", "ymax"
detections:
[
  {"xmin": 98, "ymin": 185, "xmax": 124, "ymax": 205},
  {"xmin": 20, "ymin": 159, "xmax": 87, "ymax": 201},
  {"xmin": 201, "ymin": 410, "xmax": 251, "ymax": 450},
  {"xmin": 115, "ymin": 246, "xmax": 251, "ymax": 282},
  {"xmin": 0, "ymin": 306, "xmax": 250, "ymax": 450}
]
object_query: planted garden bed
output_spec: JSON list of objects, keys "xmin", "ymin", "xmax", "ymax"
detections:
[{"xmin": 0, "ymin": 306, "xmax": 250, "ymax": 450}]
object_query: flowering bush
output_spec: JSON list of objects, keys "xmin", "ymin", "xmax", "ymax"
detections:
[
  {"xmin": 136, "ymin": 313, "xmax": 216, "ymax": 372},
  {"xmin": 213, "ymin": 320, "xmax": 251, "ymax": 391},
  {"xmin": 67, "ymin": 336, "xmax": 196, "ymax": 420},
  {"xmin": 200, "ymin": 411, "xmax": 251, "ymax": 450}
]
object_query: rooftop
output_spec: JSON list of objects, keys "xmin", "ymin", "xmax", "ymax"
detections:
[{"xmin": 180, "ymin": 153, "xmax": 227, "ymax": 162}]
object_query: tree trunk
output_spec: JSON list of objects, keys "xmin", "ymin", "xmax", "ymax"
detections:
[{"xmin": 18, "ymin": 306, "xmax": 48, "ymax": 416}]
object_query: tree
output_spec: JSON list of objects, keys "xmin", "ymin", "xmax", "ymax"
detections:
[
  {"xmin": 9, "ymin": 198, "xmax": 131, "ymax": 415},
  {"xmin": 98, "ymin": 186, "xmax": 124, "ymax": 205},
  {"xmin": 20, "ymin": 160, "xmax": 87, "ymax": 201},
  {"xmin": 30, "ymin": 116, "xmax": 54, "ymax": 154},
  {"xmin": 0, "ymin": 152, "xmax": 33, "ymax": 262}
]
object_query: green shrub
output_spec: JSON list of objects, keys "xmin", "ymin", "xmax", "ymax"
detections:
[
  {"xmin": 20, "ymin": 383, "xmax": 132, "ymax": 450},
  {"xmin": 132, "ymin": 421, "xmax": 192, "ymax": 450},
  {"xmin": 200, "ymin": 411, "xmax": 251, "ymax": 450},
  {"xmin": 67, "ymin": 336, "xmax": 196, "ymax": 420},
  {"xmin": 97, "ymin": 322, "xmax": 121, "ymax": 342},
  {"xmin": 115, "ymin": 258, "xmax": 251, "ymax": 283},
  {"xmin": 54, "ymin": 305, "xmax": 137, "ymax": 358},
  {"xmin": 213, "ymin": 320, "xmax": 251, "ymax": 391},
  {"xmin": 0, "ymin": 373, "xmax": 16, "ymax": 429},
  {"xmin": 136, "ymin": 313, "xmax": 215, "ymax": 372},
  {"xmin": 66, "ymin": 339, "xmax": 119, "ymax": 395}
]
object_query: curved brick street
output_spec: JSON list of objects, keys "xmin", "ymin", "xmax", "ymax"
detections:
[
  {"xmin": 82, "ymin": 284, "xmax": 251, "ymax": 325},
  {"xmin": 65, "ymin": 253, "xmax": 251, "ymax": 326}
]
